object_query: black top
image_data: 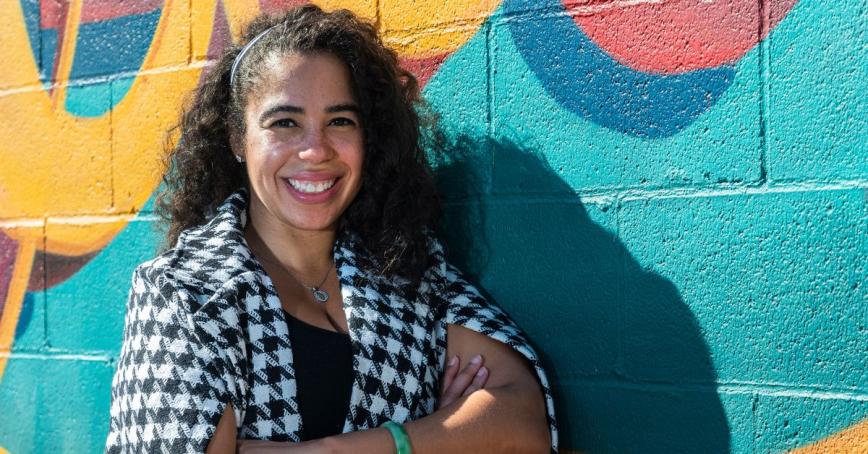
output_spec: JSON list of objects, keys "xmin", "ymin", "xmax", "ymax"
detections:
[{"xmin": 283, "ymin": 310, "xmax": 354, "ymax": 441}]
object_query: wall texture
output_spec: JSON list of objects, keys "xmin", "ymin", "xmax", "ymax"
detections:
[{"xmin": 0, "ymin": 0, "xmax": 865, "ymax": 452}]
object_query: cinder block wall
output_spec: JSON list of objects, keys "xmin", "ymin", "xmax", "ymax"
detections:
[{"xmin": 0, "ymin": 1, "xmax": 864, "ymax": 452}]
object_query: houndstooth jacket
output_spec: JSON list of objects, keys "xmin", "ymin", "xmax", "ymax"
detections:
[{"xmin": 105, "ymin": 187, "xmax": 558, "ymax": 453}]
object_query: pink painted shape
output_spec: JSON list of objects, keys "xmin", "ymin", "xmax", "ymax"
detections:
[
  {"xmin": 0, "ymin": 231, "xmax": 19, "ymax": 315},
  {"xmin": 259, "ymin": 0, "xmax": 308, "ymax": 14},
  {"xmin": 564, "ymin": 0, "xmax": 799, "ymax": 74},
  {"xmin": 400, "ymin": 54, "xmax": 448, "ymax": 88},
  {"xmin": 41, "ymin": 0, "xmax": 163, "ymax": 29}
]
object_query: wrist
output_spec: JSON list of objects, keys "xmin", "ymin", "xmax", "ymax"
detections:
[
  {"xmin": 381, "ymin": 421, "xmax": 412, "ymax": 454},
  {"xmin": 313, "ymin": 435, "xmax": 339, "ymax": 454}
]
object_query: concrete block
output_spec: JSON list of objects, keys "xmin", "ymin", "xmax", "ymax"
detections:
[
  {"xmin": 0, "ymin": 355, "xmax": 114, "ymax": 453},
  {"xmin": 553, "ymin": 381, "xmax": 743, "ymax": 453},
  {"xmin": 0, "ymin": 0, "xmax": 45, "ymax": 88},
  {"xmin": 768, "ymin": 0, "xmax": 868, "ymax": 181},
  {"xmin": 489, "ymin": 15, "xmax": 762, "ymax": 194},
  {"xmin": 66, "ymin": 2, "xmax": 176, "ymax": 79},
  {"xmin": 0, "ymin": 223, "xmax": 45, "ymax": 355},
  {"xmin": 424, "ymin": 24, "xmax": 491, "ymax": 197},
  {"xmin": 755, "ymin": 394, "xmax": 868, "ymax": 453},
  {"xmin": 11, "ymin": 289, "xmax": 46, "ymax": 352},
  {"xmin": 0, "ymin": 86, "xmax": 113, "ymax": 217},
  {"xmin": 619, "ymin": 189, "xmax": 867, "ymax": 388},
  {"xmin": 442, "ymin": 197, "xmax": 621, "ymax": 378},
  {"xmin": 110, "ymin": 69, "xmax": 201, "ymax": 214},
  {"xmin": 45, "ymin": 217, "xmax": 162, "ymax": 353},
  {"xmin": 380, "ymin": 0, "xmax": 498, "ymax": 31}
]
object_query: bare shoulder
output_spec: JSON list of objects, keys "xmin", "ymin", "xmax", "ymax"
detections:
[{"xmin": 445, "ymin": 323, "xmax": 539, "ymax": 390}]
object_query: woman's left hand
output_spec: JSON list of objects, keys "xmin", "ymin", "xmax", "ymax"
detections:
[{"xmin": 438, "ymin": 354, "xmax": 490, "ymax": 409}]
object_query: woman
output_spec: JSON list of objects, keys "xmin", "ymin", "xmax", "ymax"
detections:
[{"xmin": 105, "ymin": 5, "xmax": 556, "ymax": 453}]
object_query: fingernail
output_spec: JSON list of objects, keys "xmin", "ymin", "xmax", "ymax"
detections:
[
  {"xmin": 448, "ymin": 356, "xmax": 458, "ymax": 367},
  {"xmin": 476, "ymin": 367, "xmax": 487, "ymax": 377},
  {"xmin": 470, "ymin": 354, "xmax": 482, "ymax": 365}
]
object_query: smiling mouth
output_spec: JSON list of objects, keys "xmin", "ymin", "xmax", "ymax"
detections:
[{"xmin": 285, "ymin": 178, "xmax": 338, "ymax": 194}]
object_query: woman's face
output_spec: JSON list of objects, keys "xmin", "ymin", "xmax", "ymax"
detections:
[{"xmin": 237, "ymin": 52, "xmax": 364, "ymax": 235}]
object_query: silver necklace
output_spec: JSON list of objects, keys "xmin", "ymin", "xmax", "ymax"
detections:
[{"xmin": 247, "ymin": 226, "xmax": 334, "ymax": 304}]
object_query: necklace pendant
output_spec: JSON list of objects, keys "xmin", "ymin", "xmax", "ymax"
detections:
[{"xmin": 312, "ymin": 289, "xmax": 330, "ymax": 303}]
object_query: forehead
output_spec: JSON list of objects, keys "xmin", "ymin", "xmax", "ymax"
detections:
[{"xmin": 247, "ymin": 52, "xmax": 355, "ymax": 112}]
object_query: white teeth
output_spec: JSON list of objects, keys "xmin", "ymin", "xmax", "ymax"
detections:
[{"xmin": 287, "ymin": 178, "xmax": 336, "ymax": 193}]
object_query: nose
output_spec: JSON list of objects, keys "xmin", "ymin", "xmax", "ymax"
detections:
[{"xmin": 298, "ymin": 128, "xmax": 333, "ymax": 164}]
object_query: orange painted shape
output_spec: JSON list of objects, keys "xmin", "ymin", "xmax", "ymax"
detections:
[
  {"xmin": 379, "ymin": 0, "xmax": 500, "ymax": 57},
  {"xmin": 1, "ymin": 0, "xmax": 193, "ymax": 252},
  {"xmin": 313, "ymin": 0, "xmax": 377, "ymax": 19},
  {"xmin": 0, "ymin": 1, "xmax": 42, "ymax": 89},
  {"xmin": 0, "ymin": 87, "xmax": 114, "ymax": 220},
  {"xmin": 788, "ymin": 419, "xmax": 868, "ymax": 453},
  {"xmin": 110, "ymin": 68, "xmax": 203, "ymax": 215}
]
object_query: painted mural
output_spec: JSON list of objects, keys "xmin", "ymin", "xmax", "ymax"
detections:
[{"xmin": 0, "ymin": 0, "xmax": 865, "ymax": 452}]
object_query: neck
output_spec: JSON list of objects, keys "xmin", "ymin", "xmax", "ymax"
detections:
[{"xmin": 244, "ymin": 201, "xmax": 336, "ymax": 282}]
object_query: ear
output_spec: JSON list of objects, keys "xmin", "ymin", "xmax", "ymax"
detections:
[{"xmin": 228, "ymin": 129, "xmax": 246, "ymax": 162}]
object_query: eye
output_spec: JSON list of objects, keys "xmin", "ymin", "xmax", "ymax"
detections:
[
  {"xmin": 272, "ymin": 118, "xmax": 298, "ymax": 128},
  {"xmin": 329, "ymin": 117, "xmax": 357, "ymax": 127}
]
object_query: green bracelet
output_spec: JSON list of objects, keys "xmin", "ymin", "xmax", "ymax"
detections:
[{"xmin": 382, "ymin": 421, "xmax": 412, "ymax": 454}]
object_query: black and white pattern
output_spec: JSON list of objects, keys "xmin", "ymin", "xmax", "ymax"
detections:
[{"xmin": 106, "ymin": 187, "xmax": 558, "ymax": 453}]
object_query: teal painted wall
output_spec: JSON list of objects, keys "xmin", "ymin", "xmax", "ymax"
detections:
[{"xmin": 0, "ymin": 0, "xmax": 865, "ymax": 452}]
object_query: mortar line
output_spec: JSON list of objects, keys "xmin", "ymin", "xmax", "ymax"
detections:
[
  {"xmin": 551, "ymin": 376, "xmax": 868, "ymax": 400},
  {"xmin": 41, "ymin": 219, "xmax": 48, "ymax": 350},
  {"xmin": 187, "ymin": 0, "xmax": 193, "ymax": 66},
  {"xmin": 758, "ymin": 0, "xmax": 771, "ymax": 185},
  {"xmin": 751, "ymin": 392, "xmax": 759, "ymax": 454},
  {"xmin": 485, "ymin": 21, "xmax": 494, "ymax": 196},
  {"xmin": 438, "ymin": 179, "xmax": 868, "ymax": 206},
  {"xmin": 375, "ymin": 0, "xmax": 382, "ymax": 31},
  {"xmin": 109, "ymin": 77, "xmax": 115, "ymax": 212},
  {"xmin": 0, "ymin": 351, "xmax": 113, "ymax": 362}
]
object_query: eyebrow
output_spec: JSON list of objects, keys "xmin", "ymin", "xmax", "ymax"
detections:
[{"xmin": 259, "ymin": 103, "xmax": 360, "ymax": 123}]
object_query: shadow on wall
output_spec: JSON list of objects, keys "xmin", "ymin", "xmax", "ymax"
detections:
[{"xmin": 433, "ymin": 137, "xmax": 730, "ymax": 453}]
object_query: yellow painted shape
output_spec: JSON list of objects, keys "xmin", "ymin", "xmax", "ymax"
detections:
[
  {"xmin": 0, "ymin": 231, "xmax": 37, "ymax": 381},
  {"xmin": 379, "ymin": 0, "xmax": 501, "ymax": 57},
  {"xmin": 789, "ymin": 419, "xmax": 868, "ymax": 453}
]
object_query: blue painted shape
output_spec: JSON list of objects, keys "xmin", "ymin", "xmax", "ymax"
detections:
[
  {"xmin": 45, "ymin": 218, "xmax": 161, "ymax": 353},
  {"xmin": 65, "ymin": 82, "xmax": 112, "ymax": 117},
  {"xmin": 40, "ymin": 29, "xmax": 58, "ymax": 86},
  {"xmin": 12, "ymin": 292, "xmax": 34, "ymax": 341},
  {"xmin": 17, "ymin": 0, "xmax": 47, "ymax": 82},
  {"xmin": 501, "ymin": 0, "xmax": 735, "ymax": 138},
  {"xmin": 756, "ymin": 395, "xmax": 868, "ymax": 452},
  {"xmin": 69, "ymin": 9, "xmax": 161, "ymax": 81},
  {"xmin": 768, "ymin": 0, "xmax": 868, "ymax": 181}
]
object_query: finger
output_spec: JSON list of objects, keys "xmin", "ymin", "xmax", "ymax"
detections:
[
  {"xmin": 440, "ymin": 355, "xmax": 460, "ymax": 394},
  {"xmin": 461, "ymin": 366, "xmax": 489, "ymax": 397},
  {"xmin": 440, "ymin": 354, "xmax": 484, "ymax": 406}
]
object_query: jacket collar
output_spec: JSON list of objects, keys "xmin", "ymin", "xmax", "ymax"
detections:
[{"xmin": 169, "ymin": 186, "xmax": 366, "ymax": 294}]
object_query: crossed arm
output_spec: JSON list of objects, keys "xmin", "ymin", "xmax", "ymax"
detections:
[{"xmin": 207, "ymin": 323, "xmax": 551, "ymax": 453}]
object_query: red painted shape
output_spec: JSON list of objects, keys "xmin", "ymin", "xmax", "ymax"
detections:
[
  {"xmin": 259, "ymin": 0, "xmax": 308, "ymax": 14},
  {"xmin": 400, "ymin": 54, "xmax": 449, "ymax": 88},
  {"xmin": 41, "ymin": 0, "xmax": 163, "ymax": 29},
  {"xmin": 0, "ymin": 231, "xmax": 18, "ymax": 315},
  {"xmin": 564, "ymin": 0, "xmax": 799, "ymax": 73}
]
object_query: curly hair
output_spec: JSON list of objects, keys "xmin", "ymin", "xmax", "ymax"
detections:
[{"xmin": 155, "ymin": 4, "xmax": 443, "ymax": 282}]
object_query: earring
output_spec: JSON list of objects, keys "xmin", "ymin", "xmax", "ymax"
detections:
[{"xmin": 235, "ymin": 154, "xmax": 245, "ymax": 163}]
